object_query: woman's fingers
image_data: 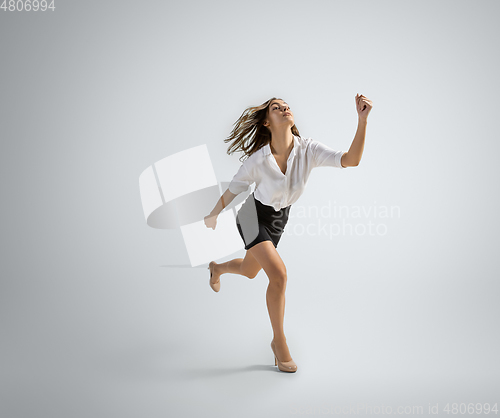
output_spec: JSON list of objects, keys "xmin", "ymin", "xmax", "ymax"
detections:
[{"xmin": 356, "ymin": 94, "xmax": 373, "ymax": 114}]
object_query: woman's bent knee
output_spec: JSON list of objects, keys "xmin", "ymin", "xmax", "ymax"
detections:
[
  {"xmin": 244, "ymin": 270, "xmax": 258, "ymax": 279},
  {"xmin": 269, "ymin": 270, "xmax": 287, "ymax": 289}
]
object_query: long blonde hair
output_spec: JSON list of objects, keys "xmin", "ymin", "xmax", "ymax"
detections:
[{"xmin": 225, "ymin": 97, "xmax": 301, "ymax": 162}]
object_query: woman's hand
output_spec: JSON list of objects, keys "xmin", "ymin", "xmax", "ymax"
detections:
[
  {"xmin": 355, "ymin": 94, "xmax": 373, "ymax": 120},
  {"xmin": 204, "ymin": 213, "xmax": 218, "ymax": 230}
]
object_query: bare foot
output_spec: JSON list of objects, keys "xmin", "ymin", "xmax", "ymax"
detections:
[{"xmin": 273, "ymin": 336, "xmax": 292, "ymax": 362}]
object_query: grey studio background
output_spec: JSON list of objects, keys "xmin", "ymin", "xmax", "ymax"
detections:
[{"xmin": 1, "ymin": 0, "xmax": 499, "ymax": 417}]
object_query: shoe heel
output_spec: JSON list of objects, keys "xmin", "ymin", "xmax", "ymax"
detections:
[
  {"xmin": 208, "ymin": 262, "xmax": 220, "ymax": 293},
  {"xmin": 271, "ymin": 339, "xmax": 297, "ymax": 373}
]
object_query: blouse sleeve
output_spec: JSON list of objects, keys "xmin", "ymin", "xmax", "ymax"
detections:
[
  {"xmin": 228, "ymin": 163, "xmax": 254, "ymax": 195},
  {"xmin": 309, "ymin": 139, "xmax": 347, "ymax": 169}
]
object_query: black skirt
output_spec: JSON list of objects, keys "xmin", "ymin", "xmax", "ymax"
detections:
[{"xmin": 236, "ymin": 192, "xmax": 292, "ymax": 250}]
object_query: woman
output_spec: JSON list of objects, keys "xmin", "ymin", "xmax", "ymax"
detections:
[{"xmin": 204, "ymin": 94, "xmax": 373, "ymax": 372}]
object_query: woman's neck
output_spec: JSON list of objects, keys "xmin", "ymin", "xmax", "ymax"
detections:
[{"xmin": 270, "ymin": 131, "xmax": 294, "ymax": 156}]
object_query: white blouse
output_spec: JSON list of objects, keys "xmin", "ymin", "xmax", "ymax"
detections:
[{"xmin": 228, "ymin": 134, "xmax": 347, "ymax": 211}]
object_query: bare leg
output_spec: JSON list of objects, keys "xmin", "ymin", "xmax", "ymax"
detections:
[
  {"xmin": 210, "ymin": 250, "xmax": 263, "ymax": 285},
  {"xmin": 214, "ymin": 258, "xmax": 243, "ymax": 277},
  {"xmin": 248, "ymin": 241, "xmax": 292, "ymax": 362}
]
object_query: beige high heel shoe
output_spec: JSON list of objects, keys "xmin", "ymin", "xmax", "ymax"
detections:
[
  {"xmin": 271, "ymin": 340, "xmax": 297, "ymax": 373},
  {"xmin": 208, "ymin": 262, "xmax": 220, "ymax": 293}
]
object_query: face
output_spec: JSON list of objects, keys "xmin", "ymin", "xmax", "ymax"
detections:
[{"xmin": 264, "ymin": 99, "xmax": 294, "ymax": 130}]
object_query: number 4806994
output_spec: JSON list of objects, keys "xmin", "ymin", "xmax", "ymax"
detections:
[{"xmin": 1, "ymin": 0, "xmax": 56, "ymax": 11}]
